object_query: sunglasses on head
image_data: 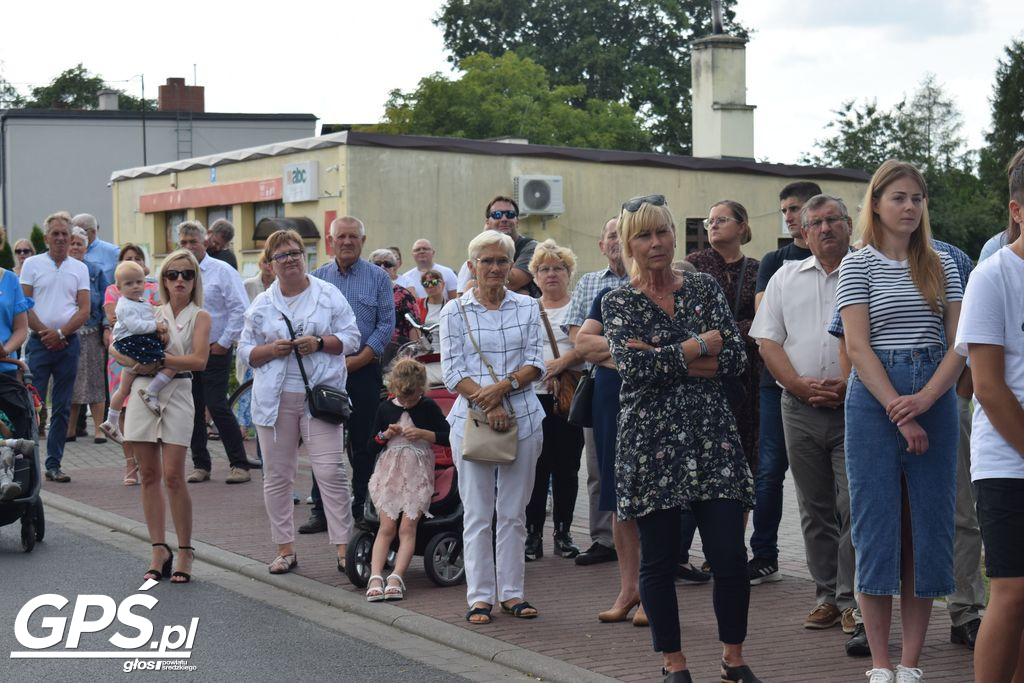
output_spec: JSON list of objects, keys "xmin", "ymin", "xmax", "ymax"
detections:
[
  {"xmin": 163, "ymin": 269, "xmax": 196, "ymax": 281},
  {"xmin": 488, "ymin": 209, "xmax": 518, "ymax": 220},
  {"xmin": 622, "ymin": 194, "xmax": 667, "ymax": 212},
  {"xmin": 15, "ymin": 249, "xmax": 33, "ymax": 255}
]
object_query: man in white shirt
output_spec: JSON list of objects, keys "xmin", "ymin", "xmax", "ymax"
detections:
[
  {"xmin": 21, "ymin": 212, "xmax": 90, "ymax": 482},
  {"xmin": 396, "ymin": 239, "xmax": 457, "ymax": 300},
  {"xmin": 750, "ymin": 194, "xmax": 856, "ymax": 633},
  {"xmin": 177, "ymin": 221, "xmax": 252, "ymax": 484}
]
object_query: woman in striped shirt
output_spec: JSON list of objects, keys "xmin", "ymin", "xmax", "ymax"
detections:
[{"xmin": 836, "ymin": 160, "xmax": 965, "ymax": 683}]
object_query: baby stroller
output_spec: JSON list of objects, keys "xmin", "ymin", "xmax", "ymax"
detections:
[
  {"xmin": 346, "ymin": 329, "xmax": 464, "ymax": 588},
  {"xmin": 0, "ymin": 361, "xmax": 45, "ymax": 553}
]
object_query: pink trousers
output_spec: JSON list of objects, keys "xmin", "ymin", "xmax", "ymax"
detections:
[{"xmin": 256, "ymin": 392, "xmax": 353, "ymax": 546}]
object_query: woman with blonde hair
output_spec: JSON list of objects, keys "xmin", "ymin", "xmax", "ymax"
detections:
[{"xmin": 837, "ymin": 160, "xmax": 965, "ymax": 683}]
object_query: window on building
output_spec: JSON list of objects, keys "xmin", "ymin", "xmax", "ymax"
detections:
[
  {"xmin": 253, "ymin": 201, "xmax": 284, "ymax": 226},
  {"xmin": 684, "ymin": 218, "xmax": 708, "ymax": 255},
  {"xmin": 164, "ymin": 210, "xmax": 187, "ymax": 254},
  {"xmin": 206, "ymin": 205, "xmax": 233, "ymax": 226}
]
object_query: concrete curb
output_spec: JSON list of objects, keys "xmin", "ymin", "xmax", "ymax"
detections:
[{"xmin": 44, "ymin": 491, "xmax": 617, "ymax": 683}]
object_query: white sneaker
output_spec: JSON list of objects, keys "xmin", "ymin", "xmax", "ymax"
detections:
[
  {"xmin": 895, "ymin": 665, "xmax": 922, "ymax": 682},
  {"xmin": 867, "ymin": 669, "xmax": 894, "ymax": 683},
  {"xmin": 99, "ymin": 420, "xmax": 124, "ymax": 445}
]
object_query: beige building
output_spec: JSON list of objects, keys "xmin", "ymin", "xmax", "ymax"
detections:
[{"xmin": 110, "ymin": 131, "xmax": 869, "ymax": 277}]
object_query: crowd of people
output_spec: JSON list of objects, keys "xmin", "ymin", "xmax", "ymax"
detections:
[{"xmin": 4, "ymin": 146, "xmax": 1023, "ymax": 683}]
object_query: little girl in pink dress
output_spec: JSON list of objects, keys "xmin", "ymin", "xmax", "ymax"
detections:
[{"xmin": 365, "ymin": 358, "xmax": 450, "ymax": 602}]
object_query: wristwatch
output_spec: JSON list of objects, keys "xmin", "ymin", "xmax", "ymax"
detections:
[
  {"xmin": 506, "ymin": 374, "xmax": 520, "ymax": 391},
  {"xmin": 315, "ymin": 336, "xmax": 325, "ymax": 351},
  {"xmin": 57, "ymin": 328, "xmax": 66, "ymax": 342}
]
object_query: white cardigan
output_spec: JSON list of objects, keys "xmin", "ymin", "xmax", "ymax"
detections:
[{"xmin": 238, "ymin": 276, "xmax": 361, "ymax": 427}]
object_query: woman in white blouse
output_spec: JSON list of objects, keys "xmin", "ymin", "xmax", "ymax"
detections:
[
  {"xmin": 440, "ymin": 230, "xmax": 545, "ymax": 625},
  {"xmin": 238, "ymin": 229, "xmax": 362, "ymax": 576}
]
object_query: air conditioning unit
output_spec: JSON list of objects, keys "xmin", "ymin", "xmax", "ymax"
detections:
[{"xmin": 514, "ymin": 175, "xmax": 565, "ymax": 216}]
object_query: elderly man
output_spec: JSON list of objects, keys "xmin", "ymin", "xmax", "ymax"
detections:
[
  {"xmin": 302, "ymin": 216, "xmax": 392, "ymax": 532},
  {"xmin": 73, "ymin": 213, "xmax": 119, "ymax": 285},
  {"xmin": 750, "ymin": 194, "xmax": 856, "ymax": 634},
  {"xmin": 456, "ymin": 196, "xmax": 539, "ymax": 297},
  {"xmin": 206, "ymin": 218, "xmax": 238, "ymax": 269},
  {"xmin": 562, "ymin": 216, "xmax": 629, "ymax": 566},
  {"xmin": 178, "ymin": 221, "xmax": 252, "ymax": 484},
  {"xmin": 396, "ymin": 239, "xmax": 458, "ymax": 299},
  {"xmin": 21, "ymin": 212, "xmax": 90, "ymax": 482}
]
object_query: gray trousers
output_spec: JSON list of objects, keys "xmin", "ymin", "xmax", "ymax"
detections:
[
  {"xmin": 781, "ymin": 392, "xmax": 856, "ymax": 611},
  {"xmin": 584, "ymin": 427, "xmax": 614, "ymax": 548},
  {"xmin": 947, "ymin": 396, "xmax": 986, "ymax": 626}
]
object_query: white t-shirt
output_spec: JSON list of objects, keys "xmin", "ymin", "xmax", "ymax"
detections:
[
  {"xmin": 954, "ymin": 246, "xmax": 1024, "ymax": 481},
  {"xmin": 396, "ymin": 264, "xmax": 458, "ymax": 299},
  {"xmin": 535, "ymin": 302, "xmax": 584, "ymax": 395},
  {"xmin": 281, "ymin": 289, "xmax": 311, "ymax": 393},
  {"xmin": 19, "ymin": 253, "xmax": 90, "ymax": 330}
]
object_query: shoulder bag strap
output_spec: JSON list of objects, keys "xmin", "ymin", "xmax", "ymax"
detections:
[
  {"xmin": 457, "ymin": 300, "xmax": 516, "ymax": 418},
  {"xmin": 281, "ymin": 314, "xmax": 313, "ymax": 393},
  {"xmin": 537, "ymin": 301, "xmax": 561, "ymax": 358},
  {"xmin": 732, "ymin": 256, "xmax": 748, "ymax": 316}
]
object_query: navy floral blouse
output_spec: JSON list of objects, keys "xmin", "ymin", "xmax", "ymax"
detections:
[{"xmin": 603, "ymin": 272, "xmax": 754, "ymax": 519}]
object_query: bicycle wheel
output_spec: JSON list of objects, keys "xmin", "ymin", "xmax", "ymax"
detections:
[{"xmin": 228, "ymin": 377, "xmax": 256, "ymax": 441}]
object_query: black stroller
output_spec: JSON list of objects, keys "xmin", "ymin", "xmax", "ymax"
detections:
[{"xmin": 0, "ymin": 364, "xmax": 45, "ymax": 552}]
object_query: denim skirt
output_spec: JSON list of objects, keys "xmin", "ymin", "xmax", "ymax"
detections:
[{"xmin": 845, "ymin": 346, "xmax": 957, "ymax": 597}]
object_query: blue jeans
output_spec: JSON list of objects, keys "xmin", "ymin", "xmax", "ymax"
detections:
[
  {"xmin": 846, "ymin": 347, "xmax": 957, "ymax": 597},
  {"xmin": 749, "ymin": 383, "xmax": 788, "ymax": 561},
  {"xmin": 27, "ymin": 334, "xmax": 80, "ymax": 471}
]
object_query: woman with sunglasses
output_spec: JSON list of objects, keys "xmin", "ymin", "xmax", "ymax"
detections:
[
  {"xmin": 238, "ymin": 229, "xmax": 361, "ymax": 576},
  {"xmin": 370, "ymin": 248, "xmax": 420, "ymax": 347},
  {"xmin": 13, "ymin": 239, "xmax": 35, "ymax": 277},
  {"xmin": 109, "ymin": 249, "xmax": 211, "ymax": 583},
  {"xmin": 415, "ymin": 269, "xmax": 445, "ymax": 352},
  {"xmin": 603, "ymin": 195, "xmax": 758, "ymax": 683}
]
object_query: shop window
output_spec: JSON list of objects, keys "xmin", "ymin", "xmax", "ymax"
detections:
[{"xmin": 164, "ymin": 210, "xmax": 187, "ymax": 254}]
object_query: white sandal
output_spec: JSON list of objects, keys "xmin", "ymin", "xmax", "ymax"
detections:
[
  {"xmin": 384, "ymin": 573, "xmax": 405, "ymax": 601},
  {"xmin": 366, "ymin": 575, "xmax": 385, "ymax": 602}
]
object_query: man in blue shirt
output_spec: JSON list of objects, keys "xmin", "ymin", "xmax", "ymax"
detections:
[
  {"xmin": 300, "ymin": 215, "xmax": 394, "ymax": 532},
  {"xmin": 74, "ymin": 213, "xmax": 119, "ymax": 285}
]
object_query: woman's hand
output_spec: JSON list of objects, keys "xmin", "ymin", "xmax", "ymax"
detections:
[
  {"xmin": 544, "ymin": 355, "xmax": 573, "ymax": 378},
  {"xmin": 268, "ymin": 338, "xmax": 295, "ymax": 359},
  {"xmin": 886, "ymin": 391, "xmax": 935, "ymax": 427},
  {"xmin": 470, "ymin": 382, "xmax": 509, "ymax": 412},
  {"xmin": 486, "ymin": 405, "xmax": 512, "ymax": 432},
  {"xmin": 699, "ymin": 330, "xmax": 723, "ymax": 356},
  {"xmin": 626, "ymin": 339, "xmax": 654, "ymax": 351},
  {"xmin": 898, "ymin": 418, "xmax": 929, "ymax": 455},
  {"xmin": 688, "ymin": 356, "xmax": 719, "ymax": 378},
  {"xmin": 292, "ymin": 335, "xmax": 320, "ymax": 357}
]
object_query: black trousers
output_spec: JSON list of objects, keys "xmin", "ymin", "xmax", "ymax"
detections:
[
  {"xmin": 190, "ymin": 349, "xmax": 249, "ymax": 471},
  {"xmin": 636, "ymin": 502, "xmax": 749, "ymax": 653},
  {"xmin": 525, "ymin": 394, "xmax": 584, "ymax": 532},
  {"xmin": 312, "ymin": 360, "xmax": 381, "ymax": 519}
]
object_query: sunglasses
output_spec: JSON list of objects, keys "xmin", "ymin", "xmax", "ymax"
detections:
[
  {"xmin": 622, "ymin": 194, "xmax": 667, "ymax": 212},
  {"xmin": 163, "ymin": 269, "xmax": 196, "ymax": 281},
  {"xmin": 488, "ymin": 210, "xmax": 518, "ymax": 220},
  {"xmin": 14, "ymin": 249, "xmax": 33, "ymax": 255},
  {"xmin": 374, "ymin": 261, "xmax": 396, "ymax": 269},
  {"xmin": 422, "ymin": 278, "xmax": 442, "ymax": 287}
]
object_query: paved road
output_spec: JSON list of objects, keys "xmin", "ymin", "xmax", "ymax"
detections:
[{"xmin": 0, "ymin": 509, "xmax": 522, "ymax": 682}]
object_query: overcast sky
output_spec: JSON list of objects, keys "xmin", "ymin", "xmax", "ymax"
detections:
[{"xmin": 3, "ymin": 0, "xmax": 1022, "ymax": 166}]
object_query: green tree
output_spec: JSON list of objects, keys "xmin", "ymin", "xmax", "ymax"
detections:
[
  {"xmin": 800, "ymin": 99, "xmax": 907, "ymax": 172},
  {"xmin": 1, "ymin": 75, "xmax": 25, "ymax": 108},
  {"xmin": 0, "ymin": 240, "xmax": 12, "ymax": 270},
  {"xmin": 979, "ymin": 39, "xmax": 1024, "ymax": 202},
  {"xmin": 433, "ymin": 0, "xmax": 746, "ymax": 154},
  {"xmin": 30, "ymin": 224, "xmax": 46, "ymax": 255},
  {"xmin": 20, "ymin": 63, "xmax": 154, "ymax": 110},
  {"xmin": 380, "ymin": 52, "xmax": 651, "ymax": 151}
]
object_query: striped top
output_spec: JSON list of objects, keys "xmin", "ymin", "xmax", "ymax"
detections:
[{"xmin": 836, "ymin": 245, "xmax": 962, "ymax": 349}]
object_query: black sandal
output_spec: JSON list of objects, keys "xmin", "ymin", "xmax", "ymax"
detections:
[
  {"xmin": 501, "ymin": 599, "xmax": 538, "ymax": 618},
  {"xmin": 465, "ymin": 605, "xmax": 493, "ymax": 624},
  {"xmin": 171, "ymin": 546, "xmax": 194, "ymax": 584},
  {"xmin": 145, "ymin": 543, "xmax": 173, "ymax": 581},
  {"xmin": 721, "ymin": 659, "xmax": 761, "ymax": 683}
]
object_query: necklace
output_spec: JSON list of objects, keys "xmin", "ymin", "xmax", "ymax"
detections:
[{"xmin": 642, "ymin": 276, "xmax": 680, "ymax": 303}]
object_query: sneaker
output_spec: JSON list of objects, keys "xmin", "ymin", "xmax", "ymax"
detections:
[
  {"xmin": 45, "ymin": 468, "xmax": 71, "ymax": 483},
  {"xmin": 866, "ymin": 669, "xmax": 894, "ymax": 683},
  {"xmin": 186, "ymin": 468, "xmax": 211, "ymax": 483},
  {"xmin": 841, "ymin": 607, "xmax": 857, "ymax": 634},
  {"xmin": 676, "ymin": 562, "xmax": 712, "ymax": 584},
  {"xmin": 846, "ymin": 623, "xmax": 871, "ymax": 657},
  {"xmin": 574, "ymin": 541, "xmax": 617, "ymax": 566},
  {"xmin": 137, "ymin": 388, "xmax": 162, "ymax": 417},
  {"xmin": 99, "ymin": 420, "xmax": 124, "ymax": 445},
  {"xmin": 525, "ymin": 532, "xmax": 543, "ymax": 561},
  {"xmin": 552, "ymin": 531, "xmax": 580, "ymax": 558},
  {"xmin": 895, "ymin": 665, "xmax": 922, "ymax": 682},
  {"xmin": 804, "ymin": 603, "xmax": 841, "ymax": 629},
  {"xmin": 747, "ymin": 556, "xmax": 781, "ymax": 585},
  {"xmin": 225, "ymin": 467, "xmax": 251, "ymax": 484}
]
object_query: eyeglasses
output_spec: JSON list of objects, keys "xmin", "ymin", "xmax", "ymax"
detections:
[
  {"xmin": 622, "ymin": 194, "xmax": 666, "ymax": 212},
  {"xmin": 475, "ymin": 257, "xmax": 511, "ymax": 267},
  {"xmin": 374, "ymin": 261, "xmax": 396, "ymax": 269},
  {"xmin": 271, "ymin": 250, "xmax": 304, "ymax": 264},
  {"xmin": 703, "ymin": 216, "xmax": 740, "ymax": 230},
  {"xmin": 163, "ymin": 269, "xmax": 196, "ymax": 281},
  {"xmin": 488, "ymin": 210, "xmax": 518, "ymax": 220},
  {"xmin": 537, "ymin": 265, "xmax": 567, "ymax": 275},
  {"xmin": 422, "ymin": 278, "xmax": 442, "ymax": 287},
  {"xmin": 804, "ymin": 215, "xmax": 849, "ymax": 231},
  {"xmin": 14, "ymin": 249, "xmax": 33, "ymax": 255}
]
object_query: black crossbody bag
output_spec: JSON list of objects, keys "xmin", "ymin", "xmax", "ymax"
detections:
[{"xmin": 282, "ymin": 315, "xmax": 351, "ymax": 425}]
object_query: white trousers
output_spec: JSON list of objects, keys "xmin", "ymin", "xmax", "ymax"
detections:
[{"xmin": 451, "ymin": 429, "xmax": 543, "ymax": 607}]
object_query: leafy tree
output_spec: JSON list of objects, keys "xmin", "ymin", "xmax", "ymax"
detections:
[
  {"xmin": 15, "ymin": 63, "xmax": 154, "ymax": 111},
  {"xmin": 1, "ymin": 75, "xmax": 25, "ymax": 108},
  {"xmin": 979, "ymin": 39, "xmax": 1024, "ymax": 201},
  {"xmin": 0, "ymin": 240, "xmax": 12, "ymax": 270},
  {"xmin": 905, "ymin": 73, "xmax": 967, "ymax": 174},
  {"xmin": 800, "ymin": 99, "xmax": 907, "ymax": 172},
  {"xmin": 433, "ymin": 0, "xmax": 746, "ymax": 154},
  {"xmin": 379, "ymin": 52, "xmax": 651, "ymax": 151},
  {"xmin": 30, "ymin": 224, "xmax": 46, "ymax": 255}
]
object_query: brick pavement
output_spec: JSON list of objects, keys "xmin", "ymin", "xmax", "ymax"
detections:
[{"xmin": 36, "ymin": 434, "xmax": 975, "ymax": 682}]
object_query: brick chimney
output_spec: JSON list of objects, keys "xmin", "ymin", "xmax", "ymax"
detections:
[{"xmin": 158, "ymin": 78, "xmax": 205, "ymax": 113}]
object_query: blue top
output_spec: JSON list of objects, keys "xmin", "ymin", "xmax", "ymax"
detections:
[
  {"xmin": 83, "ymin": 260, "xmax": 111, "ymax": 328},
  {"xmin": 310, "ymin": 258, "xmax": 395, "ymax": 358},
  {"xmin": 85, "ymin": 238, "xmax": 120, "ymax": 285},
  {"xmin": 0, "ymin": 268, "xmax": 32, "ymax": 373}
]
